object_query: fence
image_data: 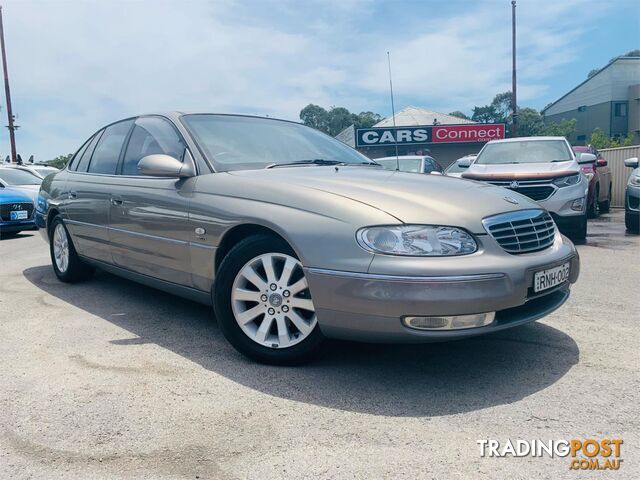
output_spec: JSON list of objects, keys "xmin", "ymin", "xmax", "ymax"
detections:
[{"xmin": 599, "ymin": 145, "xmax": 640, "ymax": 208}]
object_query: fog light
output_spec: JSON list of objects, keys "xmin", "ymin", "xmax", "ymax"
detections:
[
  {"xmin": 571, "ymin": 197, "xmax": 585, "ymax": 211},
  {"xmin": 402, "ymin": 312, "xmax": 495, "ymax": 331}
]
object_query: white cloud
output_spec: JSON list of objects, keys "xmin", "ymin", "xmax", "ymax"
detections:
[{"xmin": 0, "ymin": 0, "xmax": 608, "ymax": 159}]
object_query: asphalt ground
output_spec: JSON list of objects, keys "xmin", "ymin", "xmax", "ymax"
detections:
[{"xmin": 0, "ymin": 209, "xmax": 638, "ymax": 479}]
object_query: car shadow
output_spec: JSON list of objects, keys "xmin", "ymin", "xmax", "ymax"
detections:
[{"xmin": 24, "ymin": 265, "xmax": 579, "ymax": 418}]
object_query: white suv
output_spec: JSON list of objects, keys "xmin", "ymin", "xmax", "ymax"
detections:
[{"xmin": 458, "ymin": 136, "xmax": 592, "ymax": 240}]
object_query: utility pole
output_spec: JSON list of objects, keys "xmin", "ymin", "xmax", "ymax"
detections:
[
  {"xmin": 511, "ymin": 0, "xmax": 518, "ymax": 137},
  {"xmin": 0, "ymin": 5, "xmax": 17, "ymax": 163}
]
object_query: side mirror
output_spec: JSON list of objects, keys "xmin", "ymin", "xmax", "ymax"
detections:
[
  {"xmin": 137, "ymin": 154, "xmax": 195, "ymax": 178},
  {"xmin": 577, "ymin": 152, "xmax": 597, "ymax": 164},
  {"xmin": 457, "ymin": 157, "xmax": 472, "ymax": 168},
  {"xmin": 596, "ymin": 158, "xmax": 608, "ymax": 167},
  {"xmin": 624, "ymin": 157, "xmax": 639, "ymax": 168}
]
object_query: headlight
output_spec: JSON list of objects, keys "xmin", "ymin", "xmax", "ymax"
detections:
[
  {"xmin": 584, "ymin": 172, "xmax": 594, "ymax": 181},
  {"xmin": 36, "ymin": 195, "xmax": 48, "ymax": 213},
  {"xmin": 552, "ymin": 173, "xmax": 581, "ymax": 188},
  {"xmin": 356, "ymin": 225, "xmax": 477, "ymax": 256},
  {"xmin": 629, "ymin": 175, "xmax": 640, "ymax": 187}
]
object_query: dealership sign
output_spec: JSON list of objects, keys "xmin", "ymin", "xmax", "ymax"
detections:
[{"xmin": 355, "ymin": 124, "xmax": 505, "ymax": 147}]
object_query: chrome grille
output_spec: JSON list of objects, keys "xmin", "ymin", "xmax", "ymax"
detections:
[{"xmin": 483, "ymin": 209, "xmax": 556, "ymax": 254}]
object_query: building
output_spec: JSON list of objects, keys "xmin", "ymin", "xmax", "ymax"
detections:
[
  {"xmin": 336, "ymin": 106, "xmax": 504, "ymax": 167},
  {"xmin": 542, "ymin": 56, "xmax": 640, "ymax": 145}
]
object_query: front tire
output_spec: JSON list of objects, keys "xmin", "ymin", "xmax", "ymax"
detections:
[
  {"xmin": 587, "ymin": 186, "xmax": 599, "ymax": 218},
  {"xmin": 213, "ymin": 234, "xmax": 324, "ymax": 365},
  {"xmin": 49, "ymin": 217, "xmax": 94, "ymax": 283},
  {"xmin": 626, "ymin": 211, "xmax": 639, "ymax": 233},
  {"xmin": 567, "ymin": 214, "xmax": 587, "ymax": 242}
]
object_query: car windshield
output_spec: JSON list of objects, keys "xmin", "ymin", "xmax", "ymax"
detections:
[
  {"xmin": 182, "ymin": 114, "xmax": 375, "ymax": 171},
  {"xmin": 376, "ymin": 158, "xmax": 423, "ymax": 173},
  {"xmin": 0, "ymin": 168, "xmax": 42, "ymax": 185},
  {"xmin": 476, "ymin": 140, "xmax": 572, "ymax": 165},
  {"xmin": 446, "ymin": 160, "xmax": 470, "ymax": 173}
]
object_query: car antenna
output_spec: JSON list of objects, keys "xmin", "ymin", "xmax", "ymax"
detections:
[{"xmin": 387, "ymin": 51, "xmax": 400, "ymax": 172}]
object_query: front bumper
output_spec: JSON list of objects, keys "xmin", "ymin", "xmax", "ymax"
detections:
[
  {"xmin": 626, "ymin": 184, "xmax": 640, "ymax": 213},
  {"xmin": 0, "ymin": 220, "xmax": 36, "ymax": 233},
  {"xmin": 305, "ymin": 237, "xmax": 579, "ymax": 343},
  {"xmin": 537, "ymin": 178, "xmax": 589, "ymax": 218}
]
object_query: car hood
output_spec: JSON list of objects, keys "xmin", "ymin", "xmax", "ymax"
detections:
[
  {"xmin": 227, "ymin": 166, "xmax": 541, "ymax": 233},
  {"xmin": 4, "ymin": 184, "xmax": 39, "ymax": 203},
  {"xmin": 462, "ymin": 160, "xmax": 579, "ymax": 180},
  {"xmin": 0, "ymin": 186, "xmax": 35, "ymax": 203}
]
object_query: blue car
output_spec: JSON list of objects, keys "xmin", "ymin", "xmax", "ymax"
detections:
[{"xmin": 0, "ymin": 186, "xmax": 36, "ymax": 237}]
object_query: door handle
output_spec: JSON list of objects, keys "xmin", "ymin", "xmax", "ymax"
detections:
[
  {"xmin": 68, "ymin": 191, "xmax": 77, "ymax": 199},
  {"xmin": 110, "ymin": 197, "xmax": 123, "ymax": 206}
]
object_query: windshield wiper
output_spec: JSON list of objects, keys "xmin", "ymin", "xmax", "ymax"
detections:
[
  {"xmin": 265, "ymin": 159, "xmax": 345, "ymax": 169},
  {"xmin": 265, "ymin": 159, "xmax": 383, "ymax": 169}
]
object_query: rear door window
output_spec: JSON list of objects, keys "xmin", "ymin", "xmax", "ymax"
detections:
[
  {"xmin": 87, "ymin": 120, "xmax": 134, "ymax": 175},
  {"xmin": 74, "ymin": 132, "xmax": 103, "ymax": 172}
]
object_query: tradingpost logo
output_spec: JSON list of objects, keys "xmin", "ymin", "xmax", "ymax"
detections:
[{"xmin": 477, "ymin": 438, "xmax": 624, "ymax": 471}]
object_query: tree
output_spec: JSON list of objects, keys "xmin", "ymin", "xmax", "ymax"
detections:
[
  {"xmin": 448, "ymin": 110, "xmax": 470, "ymax": 120},
  {"xmin": 542, "ymin": 118, "xmax": 577, "ymax": 138},
  {"xmin": 300, "ymin": 104, "xmax": 329, "ymax": 133},
  {"xmin": 517, "ymin": 108, "xmax": 544, "ymax": 137},
  {"xmin": 299, "ymin": 104, "xmax": 382, "ymax": 135},
  {"xmin": 46, "ymin": 153, "xmax": 73, "ymax": 169},
  {"xmin": 353, "ymin": 111, "xmax": 382, "ymax": 129},
  {"xmin": 471, "ymin": 105, "xmax": 500, "ymax": 124},
  {"xmin": 491, "ymin": 91, "xmax": 513, "ymax": 122},
  {"xmin": 589, "ymin": 128, "xmax": 636, "ymax": 149}
]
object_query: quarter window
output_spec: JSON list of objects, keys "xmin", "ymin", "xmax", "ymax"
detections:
[
  {"xmin": 75, "ymin": 131, "xmax": 103, "ymax": 172},
  {"xmin": 87, "ymin": 120, "xmax": 134, "ymax": 175},
  {"xmin": 121, "ymin": 117, "xmax": 185, "ymax": 175}
]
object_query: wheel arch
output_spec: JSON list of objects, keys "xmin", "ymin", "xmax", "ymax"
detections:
[
  {"xmin": 47, "ymin": 208, "xmax": 61, "ymax": 236},
  {"xmin": 214, "ymin": 223, "xmax": 297, "ymax": 274}
]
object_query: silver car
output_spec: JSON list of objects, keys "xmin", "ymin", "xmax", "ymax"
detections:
[{"xmin": 37, "ymin": 113, "xmax": 580, "ymax": 364}]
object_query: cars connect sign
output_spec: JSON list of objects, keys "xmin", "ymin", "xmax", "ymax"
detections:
[{"xmin": 355, "ymin": 124, "xmax": 505, "ymax": 147}]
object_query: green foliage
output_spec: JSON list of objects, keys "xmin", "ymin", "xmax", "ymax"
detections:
[
  {"xmin": 299, "ymin": 104, "xmax": 382, "ymax": 136},
  {"xmin": 471, "ymin": 105, "xmax": 500, "ymax": 124},
  {"xmin": 46, "ymin": 153, "xmax": 73, "ymax": 169},
  {"xmin": 542, "ymin": 118, "xmax": 577, "ymax": 138},
  {"xmin": 589, "ymin": 128, "xmax": 635, "ymax": 149},
  {"xmin": 448, "ymin": 110, "xmax": 470, "ymax": 120},
  {"xmin": 516, "ymin": 107, "xmax": 544, "ymax": 137}
]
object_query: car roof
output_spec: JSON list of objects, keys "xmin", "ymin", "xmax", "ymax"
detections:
[
  {"xmin": 376, "ymin": 155, "xmax": 431, "ymax": 161},
  {"xmin": 572, "ymin": 146, "xmax": 590, "ymax": 151},
  {"xmin": 486, "ymin": 136, "xmax": 567, "ymax": 144}
]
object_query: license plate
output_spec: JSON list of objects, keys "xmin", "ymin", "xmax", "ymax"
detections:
[
  {"xmin": 9, "ymin": 210, "xmax": 28, "ymax": 220},
  {"xmin": 534, "ymin": 262, "xmax": 570, "ymax": 293}
]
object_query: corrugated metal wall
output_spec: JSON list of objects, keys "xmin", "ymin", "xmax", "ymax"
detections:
[{"xmin": 600, "ymin": 146, "xmax": 640, "ymax": 207}]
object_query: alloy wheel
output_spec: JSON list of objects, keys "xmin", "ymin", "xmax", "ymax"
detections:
[
  {"xmin": 53, "ymin": 223, "xmax": 69, "ymax": 273},
  {"xmin": 231, "ymin": 253, "xmax": 317, "ymax": 349}
]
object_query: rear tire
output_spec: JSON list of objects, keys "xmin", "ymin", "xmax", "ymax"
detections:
[
  {"xmin": 49, "ymin": 217, "xmax": 94, "ymax": 283},
  {"xmin": 599, "ymin": 183, "xmax": 611, "ymax": 213},
  {"xmin": 213, "ymin": 234, "xmax": 324, "ymax": 365}
]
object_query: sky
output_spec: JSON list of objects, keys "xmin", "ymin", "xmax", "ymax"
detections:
[{"xmin": 1, "ymin": 0, "xmax": 639, "ymax": 161}]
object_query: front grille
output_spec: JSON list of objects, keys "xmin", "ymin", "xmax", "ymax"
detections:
[
  {"xmin": 508, "ymin": 186, "xmax": 555, "ymax": 201},
  {"xmin": 0, "ymin": 202, "xmax": 34, "ymax": 221},
  {"xmin": 483, "ymin": 209, "xmax": 556, "ymax": 254},
  {"xmin": 486, "ymin": 180, "xmax": 556, "ymax": 201}
]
